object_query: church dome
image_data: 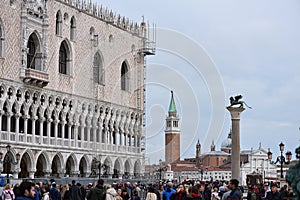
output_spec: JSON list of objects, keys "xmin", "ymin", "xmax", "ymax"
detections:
[
  {"xmin": 221, "ymin": 138, "xmax": 232, "ymax": 148},
  {"xmin": 221, "ymin": 132, "xmax": 232, "ymax": 148}
]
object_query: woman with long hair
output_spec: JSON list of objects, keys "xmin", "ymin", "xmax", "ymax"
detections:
[{"xmin": 2, "ymin": 184, "xmax": 15, "ymax": 200}]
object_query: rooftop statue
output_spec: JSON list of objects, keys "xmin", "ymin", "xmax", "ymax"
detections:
[
  {"xmin": 286, "ymin": 146, "xmax": 300, "ymax": 199},
  {"xmin": 228, "ymin": 95, "xmax": 252, "ymax": 109}
]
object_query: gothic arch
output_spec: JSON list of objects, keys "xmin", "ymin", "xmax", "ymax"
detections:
[
  {"xmin": 19, "ymin": 149, "xmax": 35, "ymax": 178},
  {"xmin": 70, "ymin": 16, "xmax": 76, "ymax": 41},
  {"xmin": 35, "ymin": 151, "xmax": 50, "ymax": 178},
  {"xmin": 133, "ymin": 159, "xmax": 142, "ymax": 177},
  {"xmin": 121, "ymin": 60, "xmax": 130, "ymax": 91},
  {"xmin": 65, "ymin": 153, "xmax": 77, "ymax": 176},
  {"xmin": 93, "ymin": 50, "xmax": 104, "ymax": 84},
  {"xmin": 78, "ymin": 155, "xmax": 89, "ymax": 177},
  {"xmin": 27, "ymin": 31, "xmax": 43, "ymax": 70},
  {"xmin": 113, "ymin": 158, "xmax": 122, "ymax": 178},
  {"xmin": 124, "ymin": 159, "xmax": 132, "ymax": 176},
  {"xmin": 102, "ymin": 156, "xmax": 112, "ymax": 176},
  {"xmin": 51, "ymin": 152, "xmax": 64, "ymax": 177},
  {"xmin": 56, "ymin": 10, "xmax": 62, "ymax": 36},
  {"xmin": 16, "ymin": 88, "xmax": 24, "ymax": 102},
  {"xmin": 59, "ymin": 39, "xmax": 73, "ymax": 75},
  {"xmin": 0, "ymin": 84, "xmax": 8, "ymax": 99}
]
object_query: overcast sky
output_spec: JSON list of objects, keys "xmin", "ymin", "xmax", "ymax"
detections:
[{"xmin": 94, "ymin": 0, "xmax": 300, "ymax": 164}]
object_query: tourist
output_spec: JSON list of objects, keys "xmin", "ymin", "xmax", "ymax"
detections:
[
  {"xmin": 171, "ymin": 184, "xmax": 186, "ymax": 200},
  {"xmin": 86, "ymin": 179, "xmax": 105, "ymax": 200},
  {"xmin": 106, "ymin": 185, "xmax": 117, "ymax": 200},
  {"xmin": 146, "ymin": 186, "xmax": 157, "ymax": 200},
  {"xmin": 131, "ymin": 189, "xmax": 140, "ymax": 200},
  {"xmin": 69, "ymin": 181, "xmax": 81, "ymax": 200},
  {"xmin": 2, "ymin": 184, "xmax": 15, "ymax": 200},
  {"xmin": 41, "ymin": 186, "xmax": 50, "ymax": 200},
  {"xmin": 49, "ymin": 182, "xmax": 61, "ymax": 200},
  {"xmin": 162, "ymin": 182, "xmax": 175, "ymax": 200},
  {"xmin": 223, "ymin": 179, "xmax": 241, "ymax": 200},
  {"xmin": 211, "ymin": 186, "xmax": 220, "ymax": 200},
  {"xmin": 265, "ymin": 184, "xmax": 281, "ymax": 200},
  {"xmin": 116, "ymin": 189, "xmax": 123, "ymax": 200},
  {"xmin": 15, "ymin": 181, "xmax": 36, "ymax": 200}
]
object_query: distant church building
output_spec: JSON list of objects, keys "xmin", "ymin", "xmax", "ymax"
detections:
[{"xmin": 165, "ymin": 91, "xmax": 180, "ymax": 164}]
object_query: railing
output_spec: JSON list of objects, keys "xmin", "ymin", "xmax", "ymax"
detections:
[{"xmin": 0, "ymin": 131, "xmax": 140, "ymax": 154}]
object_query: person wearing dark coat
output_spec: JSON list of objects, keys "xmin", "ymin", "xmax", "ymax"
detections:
[
  {"xmin": 265, "ymin": 184, "xmax": 281, "ymax": 200},
  {"xmin": 86, "ymin": 179, "xmax": 106, "ymax": 200},
  {"xmin": 69, "ymin": 181, "xmax": 81, "ymax": 200},
  {"xmin": 224, "ymin": 179, "xmax": 242, "ymax": 200},
  {"xmin": 15, "ymin": 182, "xmax": 36, "ymax": 200},
  {"xmin": 50, "ymin": 183, "xmax": 61, "ymax": 200},
  {"xmin": 13, "ymin": 184, "xmax": 22, "ymax": 198}
]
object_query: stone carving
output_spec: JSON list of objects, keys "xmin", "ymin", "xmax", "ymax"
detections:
[
  {"xmin": 286, "ymin": 146, "xmax": 300, "ymax": 199},
  {"xmin": 228, "ymin": 95, "xmax": 252, "ymax": 109},
  {"xmin": 24, "ymin": 0, "xmax": 46, "ymax": 14}
]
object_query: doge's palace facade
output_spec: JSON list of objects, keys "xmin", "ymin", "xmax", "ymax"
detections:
[{"xmin": 0, "ymin": 0, "xmax": 155, "ymax": 179}]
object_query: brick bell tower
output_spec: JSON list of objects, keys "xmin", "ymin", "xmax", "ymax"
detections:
[{"xmin": 165, "ymin": 91, "xmax": 181, "ymax": 164}]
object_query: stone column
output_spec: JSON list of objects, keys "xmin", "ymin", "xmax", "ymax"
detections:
[
  {"xmin": 32, "ymin": 118, "xmax": 36, "ymax": 143},
  {"xmin": 15, "ymin": 115, "xmax": 20, "ymax": 142},
  {"xmin": 47, "ymin": 119, "xmax": 51, "ymax": 145},
  {"xmin": 68, "ymin": 123, "xmax": 72, "ymax": 148},
  {"xmin": 226, "ymin": 107, "xmax": 245, "ymax": 182}
]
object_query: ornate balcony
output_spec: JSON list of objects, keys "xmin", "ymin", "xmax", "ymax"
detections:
[{"xmin": 23, "ymin": 68, "xmax": 49, "ymax": 87}]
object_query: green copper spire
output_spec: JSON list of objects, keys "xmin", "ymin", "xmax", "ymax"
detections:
[{"xmin": 168, "ymin": 91, "xmax": 177, "ymax": 113}]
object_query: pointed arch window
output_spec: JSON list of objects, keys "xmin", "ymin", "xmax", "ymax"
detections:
[
  {"xmin": 121, "ymin": 61, "xmax": 129, "ymax": 91},
  {"xmin": 56, "ymin": 11, "xmax": 62, "ymax": 36},
  {"xmin": 93, "ymin": 52, "xmax": 104, "ymax": 84},
  {"xmin": 27, "ymin": 33, "xmax": 42, "ymax": 70},
  {"xmin": 59, "ymin": 43, "xmax": 67, "ymax": 74},
  {"xmin": 70, "ymin": 16, "xmax": 76, "ymax": 41},
  {"xmin": 0, "ymin": 19, "xmax": 5, "ymax": 58},
  {"xmin": 59, "ymin": 40, "xmax": 72, "ymax": 75},
  {"xmin": 27, "ymin": 35, "xmax": 36, "ymax": 69}
]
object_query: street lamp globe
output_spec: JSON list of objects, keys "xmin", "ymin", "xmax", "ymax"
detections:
[
  {"xmin": 279, "ymin": 142, "xmax": 285, "ymax": 152},
  {"xmin": 286, "ymin": 151, "xmax": 292, "ymax": 162}
]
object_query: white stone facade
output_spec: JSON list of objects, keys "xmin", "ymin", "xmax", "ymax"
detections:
[
  {"xmin": 240, "ymin": 147, "xmax": 277, "ymax": 186},
  {"xmin": 0, "ymin": 0, "xmax": 154, "ymax": 179}
]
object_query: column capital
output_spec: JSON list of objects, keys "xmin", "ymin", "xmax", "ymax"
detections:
[{"xmin": 226, "ymin": 107, "xmax": 245, "ymax": 120}]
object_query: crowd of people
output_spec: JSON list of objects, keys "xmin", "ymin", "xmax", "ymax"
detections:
[{"xmin": 0, "ymin": 178, "xmax": 296, "ymax": 200}]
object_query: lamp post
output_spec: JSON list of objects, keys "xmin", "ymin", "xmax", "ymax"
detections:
[
  {"xmin": 0, "ymin": 145, "xmax": 20, "ymax": 184},
  {"xmin": 95, "ymin": 157, "xmax": 102, "ymax": 179},
  {"xmin": 267, "ymin": 142, "xmax": 292, "ymax": 179},
  {"xmin": 159, "ymin": 159, "xmax": 162, "ymax": 180}
]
